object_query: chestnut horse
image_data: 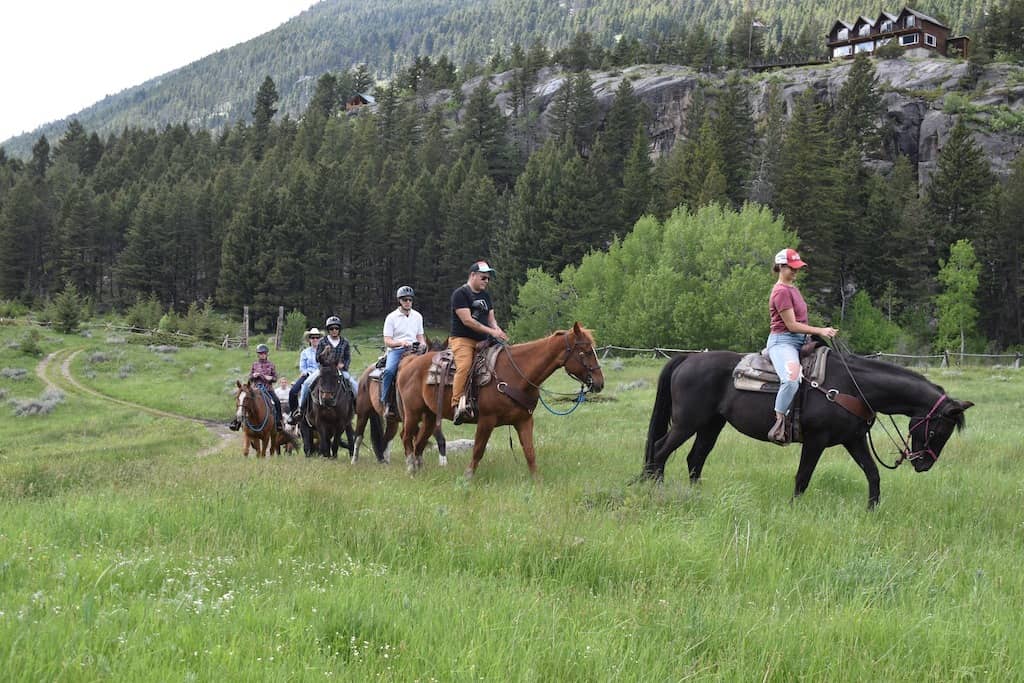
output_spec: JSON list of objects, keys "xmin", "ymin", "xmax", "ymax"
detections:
[
  {"xmin": 396, "ymin": 322, "xmax": 604, "ymax": 477},
  {"xmin": 233, "ymin": 380, "xmax": 283, "ymax": 457},
  {"xmin": 352, "ymin": 362, "xmax": 447, "ymax": 465}
]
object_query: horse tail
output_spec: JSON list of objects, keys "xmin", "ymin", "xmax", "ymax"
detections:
[
  {"xmin": 369, "ymin": 410, "xmax": 386, "ymax": 459},
  {"xmin": 643, "ymin": 352, "xmax": 690, "ymax": 467}
]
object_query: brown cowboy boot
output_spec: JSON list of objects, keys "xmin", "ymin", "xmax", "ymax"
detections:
[{"xmin": 767, "ymin": 413, "xmax": 788, "ymax": 445}]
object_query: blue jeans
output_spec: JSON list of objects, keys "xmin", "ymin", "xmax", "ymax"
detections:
[
  {"xmin": 380, "ymin": 347, "xmax": 408, "ymax": 404},
  {"xmin": 299, "ymin": 369, "xmax": 357, "ymax": 409},
  {"xmin": 766, "ymin": 332, "xmax": 807, "ymax": 414}
]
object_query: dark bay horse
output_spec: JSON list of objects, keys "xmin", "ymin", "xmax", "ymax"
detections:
[
  {"xmin": 396, "ymin": 322, "xmax": 604, "ymax": 477},
  {"xmin": 641, "ymin": 350, "xmax": 973, "ymax": 508},
  {"xmin": 233, "ymin": 380, "xmax": 284, "ymax": 457},
  {"xmin": 299, "ymin": 365, "xmax": 354, "ymax": 459},
  {"xmin": 352, "ymin": 362, "xmax": 447, "ymax": 465}
]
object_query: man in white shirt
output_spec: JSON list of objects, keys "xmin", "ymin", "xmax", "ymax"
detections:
[{"xmin": 381, "ymin": 285, "xmax": 426, "ymax": 417}]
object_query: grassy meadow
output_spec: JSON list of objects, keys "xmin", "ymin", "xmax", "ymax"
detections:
[{"xmin": 1, "ymin": 319, "xmax": 1023, "ymax": 681}]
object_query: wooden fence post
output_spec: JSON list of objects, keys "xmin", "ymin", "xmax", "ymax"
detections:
[
  {"xmin": 242, "ymin": 306, "xmax": 250, "ymax": 349},
  {"xmin": 275, "ymin": 306, "xmax": 284, "ymax": 350}
]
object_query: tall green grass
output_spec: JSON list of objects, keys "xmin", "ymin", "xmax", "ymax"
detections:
[{"xmin": 1, "ymin": 320, "xmax": 1020, "ymax": 680}]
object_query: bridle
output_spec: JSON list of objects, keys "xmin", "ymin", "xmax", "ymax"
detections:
[
  {"xmin": 496, "ymin": 331, "xmax": 602, "ymax": 416},
  {"xmin": 831, "ymin": 339, "xmax": 951, "ymax": 470},
  {"xmin": 237, "ymin": 384, "xmax": 271, "ymax": 432},
  {"xmin": 898, "ymin": 393, "xmax": 949, "ymax": 466},
  {"xmin": 559, "ymin": 332, "xmax": 602, "ymax": 390}
]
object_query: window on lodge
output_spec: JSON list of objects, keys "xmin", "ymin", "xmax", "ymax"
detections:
[
  {"xmin": 900, "ymin": 33, "xmax": 919, "ymax": 46},
  {"xmin": 925, "ymin": 33, "xmax": 937, "ymax": 47}
]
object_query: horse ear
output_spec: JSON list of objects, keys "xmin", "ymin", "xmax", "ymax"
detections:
[
  {"xmin": 954, "ymin": 400, "xmax": 974, "ymax": 412},
  {"xmin": 236, "ymin": 380, "xmax": 242, "ymax": 389},
  {"xmin": 572, "ymin": 321, "xmax": 583, "ymax": 335}
]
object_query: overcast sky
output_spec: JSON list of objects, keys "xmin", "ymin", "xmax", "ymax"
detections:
[{"xmin": 0, "ymin": 1, "xmax": 319, "ymax": 143}]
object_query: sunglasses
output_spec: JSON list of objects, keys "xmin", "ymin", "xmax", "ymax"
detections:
[
  {"xmin": 400, "ymin": 297, "xmax": 413, "ymax": 302},
  {"xmin": 309, "ymin": 335, "xmax": 321, "ymax": 339},
  {"xmin": 479, "ymin": 275, "xmax": 490, "ymax": 282},
  {"xmin": 327, "ymin": 327, "xmax": 340, "ymax": 332}
]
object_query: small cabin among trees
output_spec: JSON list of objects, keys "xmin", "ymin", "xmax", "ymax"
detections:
[
  {"xmin": 345, "ymin": 93, "xmax": 376, "ymax": 112},
  {"xmin": 827, "ymin": 7, "xmax": 970, "ymax": 60}
]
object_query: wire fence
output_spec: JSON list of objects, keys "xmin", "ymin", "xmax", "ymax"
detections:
[
  {"xmin": 14, "ymin": 316, "xmax": 1023, "ymax": 369},
  {"xmin": 596, "ymin": 345, "xmax": 1023, "ymax": 369}
]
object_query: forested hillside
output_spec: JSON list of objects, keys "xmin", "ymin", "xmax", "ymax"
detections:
[
  {"xmin": 0, "ymin": 0, "xmax": 988, "ymax": 158},
  {"xmin": 1, "ymin": 50, "xmax": 1021, "ymax": 352}
]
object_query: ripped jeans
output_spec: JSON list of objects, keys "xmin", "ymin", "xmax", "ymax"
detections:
[{"xmin": 766, "ymin": 332, "xmax": 807, "ymax": 415}]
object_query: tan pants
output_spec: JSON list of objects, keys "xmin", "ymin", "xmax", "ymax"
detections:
[{"xmin": 449, "ymin": 336, "xmax": 477, "ymax": 409}]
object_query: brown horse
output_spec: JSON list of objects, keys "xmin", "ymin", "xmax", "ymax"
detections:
[
  {"xmin": 299, "ymin": 365, "xmax": 354, "ymax": 459},
  {"xmin": 352, "ymin": 342, "xmax": 448, "ymax": 466},
  {"xmin": 233, "ymin": 380, "xmax": 283, "ymax": 457},
  {"xmin": 396, "ymin": 322, "xmax": 604, "ymax": 477}
]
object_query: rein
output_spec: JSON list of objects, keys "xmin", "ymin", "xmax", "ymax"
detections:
[
  {"xmin": 242, "ymin": 385, "xmax": 274, "ymax": 433},
  {"xmin": 497, "ymin": 333, "xmax": 599, "ymax": 416},
  {"xmin": 830, "ymin": 339, "xmax": 947, "ymax": 470}
]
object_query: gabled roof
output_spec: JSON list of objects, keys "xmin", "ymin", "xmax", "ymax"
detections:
[
  {"xmin": 852, "ymin": 15, "xmax": 875, "ymax": 27},
  {"xmin": 878, "ymin": 11, "xmax": 899, "ymax": 22},
  {"xmin": 348, "ymin": 92, "xmax": 376, "ymax": 105},
  {"xmin": 902, "ymin": 7, "xmax": 949, "ymax": 30},
  {"xmin": 829, "ymin": 19, "xmax": 854, "ymax": 33}
]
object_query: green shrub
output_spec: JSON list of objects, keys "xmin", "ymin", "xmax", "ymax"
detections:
[
  {"xmin": 178, "ymin": 299, "xmax": 227, "ymax": 341},
  {"xmin": 125, "ymin": 295, "xmax": 163, "ymax": 330},
  {"xmin": 874, "ymin": 42, "xmax": 904, "ymax": 59},
  {"xmin": 943, "ymin": 92, "xmax": 974, "ymax": 115},
  {"xmin": 44, "ymin": 281, "xmax": 88, "ymax": 334},
  {"xmin": 283, "ymin": 310, "xmax": 309, "ymax": 351},
  {"xmin": 17, "ymin": 328, "xmax": 42, "ymax": 357},
  {"xmin": 840, "ymin": 291, "xmax": 902, "ymax": 353},
  {"xmin": 0, "ymin": 299, "xmax": 29, "ymax": 317}
]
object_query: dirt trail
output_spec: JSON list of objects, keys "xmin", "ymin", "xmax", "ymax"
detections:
[{"xmin": 37, "ymin": 349, "xmax": 235, "ymax": 457}]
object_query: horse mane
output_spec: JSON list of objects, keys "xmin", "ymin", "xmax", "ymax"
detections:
[
  {"xmin": 508, "ymin": 325, "xmax": 596, "ymax": 353},
  {"xmin": 837, "ymin": 351, "xmax": 966, "ymax": 431}
]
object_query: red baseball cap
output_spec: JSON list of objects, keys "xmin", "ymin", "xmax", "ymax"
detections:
[{"xmin": 774, "ymin": 248, "xmax": 807, "ymax": 269}]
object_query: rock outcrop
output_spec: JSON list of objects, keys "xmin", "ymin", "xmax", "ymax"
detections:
[{"xmin": 467, "ymin": 57, "xmax": 1024, "ymax": 189}]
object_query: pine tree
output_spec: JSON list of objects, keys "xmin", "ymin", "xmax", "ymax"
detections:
[
  {"xmin": 831, "ymin": 53, "xmax": 883, "ymax": 157},
  {"xmin": 454, "ymin": 79, "xmax": 515, "ymax": 189},
  {"xmin": 251, "ymin": 76, "xmax": 279, "ymax": 160},
  {"xmin": 712, "ymin": 75, "xmax": 755, "ymax": 206},
  {"xmin": 926, "ymin": 119, "xmax": 996, "ymax": 256},
  {"xmin": 775, "ymin": 89, "xmax": 844, "ymax": 307},
  {"xmin": 617, "ymin": 124, "xmax": 654, "ymax": 230}
]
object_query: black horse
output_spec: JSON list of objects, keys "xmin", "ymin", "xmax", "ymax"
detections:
[
  {"xmin": 299, "ymin": 364, "xmax": 355, "ymax": 459},
  {"xmin": 641, "ymin": 350, "xmax": 973, "ymax": 508}
]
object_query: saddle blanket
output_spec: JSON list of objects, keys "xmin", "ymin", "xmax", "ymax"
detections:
[{"xmin": 733, "ymin": 346, "xmax": 829, "ymax": 393}]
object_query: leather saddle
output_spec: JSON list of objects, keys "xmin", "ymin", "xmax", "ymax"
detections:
[
  {"xmin": 733, "ymin": 345, "xmax": 829, "ymax": 393},
  {"xmin": 427, "ymin": 344, "xmax": 503, "ymax": 388}
]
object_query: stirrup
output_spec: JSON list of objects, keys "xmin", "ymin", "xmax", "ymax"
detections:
[{"xmin": 452, "ymin": 395, "xmax": 473, "ymax": 425}]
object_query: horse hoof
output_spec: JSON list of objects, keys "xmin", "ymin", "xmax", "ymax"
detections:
[
  {"xmin": 438, "ymin": 456, "xmax": 448, "ymax": 467},
  {"xmin": 463, "ymin": 468, "xmax": 474, "ymax": 481}
]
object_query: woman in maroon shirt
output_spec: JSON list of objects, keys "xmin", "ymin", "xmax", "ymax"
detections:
[{"xmin": 766, "ymin": 248, "xmax": 838, "ymax": 444}]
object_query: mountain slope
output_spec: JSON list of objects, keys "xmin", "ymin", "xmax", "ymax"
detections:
[{"xmin": 1, "ymin": 0, "xmax": 984, "ymax": 158}]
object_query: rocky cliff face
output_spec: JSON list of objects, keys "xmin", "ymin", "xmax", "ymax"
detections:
[{"xmin": 470, "ymin": 58, "xmax": 1024, "ymax": 189}]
